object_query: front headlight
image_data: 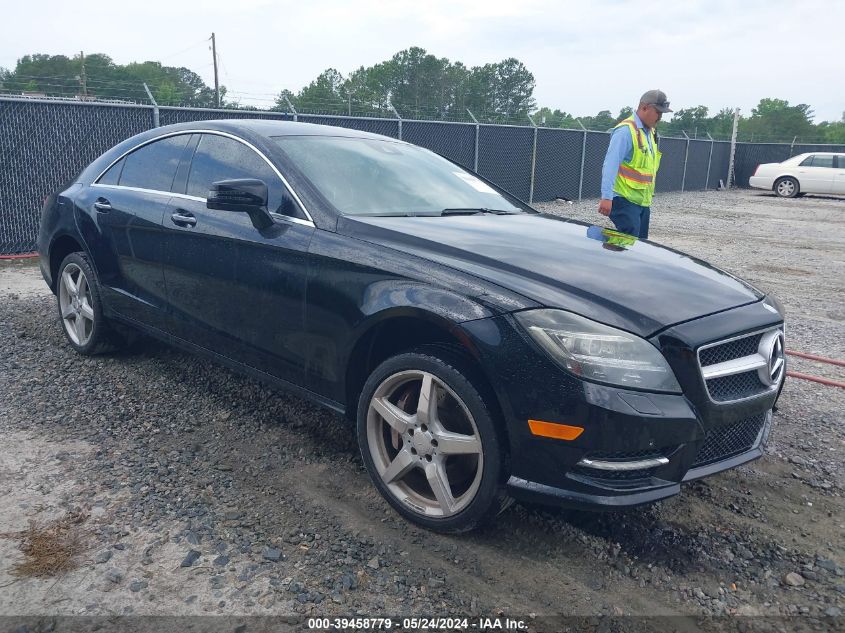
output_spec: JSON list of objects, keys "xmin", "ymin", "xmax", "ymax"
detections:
[{"xmin": 514, "ymin": 309, "xmax": 682, "ymax": 393}]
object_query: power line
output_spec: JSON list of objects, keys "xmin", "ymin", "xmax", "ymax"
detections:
[{"xmin": 158, "ymin": 38, "xmax": 211, "ymax": 62}]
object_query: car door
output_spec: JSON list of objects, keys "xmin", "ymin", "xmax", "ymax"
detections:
[
  {"xmin": 835, "ymin": 155, "xmax": 845, "ymax": 194},
  {"xmin": 796, "ymin": 154, "xmax": 836, "ymax": 194},
  {"xmin": 161, "ymin": 131, "xmax": 315, "ymax": 386},
  {"xmin": 80, "ymin": 133, "xmax": 193, "ymax": 330}
]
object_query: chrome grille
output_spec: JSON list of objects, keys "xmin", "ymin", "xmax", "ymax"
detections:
[
  {"xmin": 700, "ymin": 333, "xmax": 763, "ymax": 367},
  {"xmin": 692, "ymin": 412, "xmax": 768, "ymax": 468},
  {"xmin": 706, "ymin": 370, "xmax": 767, "ymax": 402},
  {"xmin": 697, "ymin": 327, "xmax": 784, "ymax": 403}
]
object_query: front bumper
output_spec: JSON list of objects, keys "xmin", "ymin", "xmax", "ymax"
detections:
[
  {"xmin": 506, "ymin": 409, "xmax": 772, "ymax": 510},
  {"xmin": 459, "ymin": 300, "xmax": 783, "ymax": 510}
]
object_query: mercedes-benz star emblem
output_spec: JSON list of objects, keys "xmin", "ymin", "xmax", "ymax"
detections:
[{"xmin": 758, "ymin": 331, "xmax": 785, "ymax": 386}]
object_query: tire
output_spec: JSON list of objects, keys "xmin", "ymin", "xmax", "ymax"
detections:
[
  {"xmin": 774, "ymin": 177, "xmax": 799, "ymax": 198},
  {"xmin": 357, "ymin": 346, "xmax": 509, "ymax": 533},
  {"xmin": 56, "ymin": 251, "xmax": 124, "ymax": 355}
]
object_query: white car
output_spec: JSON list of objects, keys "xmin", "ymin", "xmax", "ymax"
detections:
[{"xmin": 749, "ymin": 152, "xmax": 845, "ymax": 197}]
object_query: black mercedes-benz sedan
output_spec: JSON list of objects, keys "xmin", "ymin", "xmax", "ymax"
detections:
[{"xmin": 38, "ymin": 120, "xmax": 786, "ymax": 532}]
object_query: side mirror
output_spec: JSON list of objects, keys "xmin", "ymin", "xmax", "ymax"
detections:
[{"xmin": 207, "ymin": 179, "xmax": 273, "ymax": 230}]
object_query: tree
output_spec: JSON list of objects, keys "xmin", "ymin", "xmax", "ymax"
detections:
[
  {"xmin": 388, "ymin": 47, "xmax": 453, "ymax": 116},
  {"xmin": 490, "ymin": 58, "xmax": 535, "ymax": 119},
  {"xmin": 817, "ymin": 116, "xmax": 845, "ymax": 143},
  {"xmin": 662, "ymin": 105, "xmax": 709, "ymax": 137},
  {"xmin": 295, "ymin": 68, "xmax": 346, "ymax": 113},
  {"xmin": 281, "ymin": 48, "xmax": 536, "ymax": 122},
  {"xmin": 617, "ymin": 106, "xmax": 633, "ymax": 121},
  {"xmin": 708, "ymin": 108, "xmax": 736, "ymax": 138},
  {"xmin": 2, "ymin": 53, "xmax": 222, "ymax": 106},
  {"xmin": 578, "ymin": 110, "xmax": 615, "ymax": 131},
  {"xmin": 740, "ymin": 98, "xmax": 815, "ymax": 141},
  {"xmin": 532, "ymin": 106, "xmax": 578, "ymax": 128},
  {"xmin": 272, "ymin": 89, "xmax": 297, "ymax": 112}
]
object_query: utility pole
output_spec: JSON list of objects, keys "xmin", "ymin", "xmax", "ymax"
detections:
[
  {"xmin": 726, "ymin": 108, "xmax": 741, "ymax": 189},
  {"xmin": 211, "ymin": 33, "xmax": 220, "ymax": 108},
  {"xmin": 79, "ymin": 51, "xmax": 88, "ymax": 99}
]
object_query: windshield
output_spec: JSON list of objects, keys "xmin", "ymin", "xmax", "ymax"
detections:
[{"xmin": 273, "ymin": 136, "xmax": 525, "ymax": 216}]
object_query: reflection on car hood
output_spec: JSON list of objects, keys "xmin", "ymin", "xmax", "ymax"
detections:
[{"xmin": 339, "ymin": 213, "xmax": 763, "ymax": 336}]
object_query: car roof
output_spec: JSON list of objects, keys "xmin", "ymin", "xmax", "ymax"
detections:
[
  {"xmin": 155, "ymin": 118, "xmax": 399, "ymax": 142},
  {"xmin": 77, "ymin": 118, "xmax": 407, "ymax": 190}
]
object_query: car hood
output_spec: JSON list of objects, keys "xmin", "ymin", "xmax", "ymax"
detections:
[{"xmin": 338, "ymin": 213, "xmax": 763, "ymax": 336}]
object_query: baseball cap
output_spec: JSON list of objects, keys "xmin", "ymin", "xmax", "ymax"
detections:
[{"xmin": 640, "ymin": 89, "xmax": 672, "ymax": 113}]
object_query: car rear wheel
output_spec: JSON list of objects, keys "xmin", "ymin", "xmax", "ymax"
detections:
[
  {"xmin": 357, "ymin": 347, "xmax": 509, "ymax": 533},
  {"xmin": 774, "ymin": 176, "xmax": 799, "ymax": 198},
  {"xmin": 57, "ymin": 252, "xmax": 123, "ymax": 355}
]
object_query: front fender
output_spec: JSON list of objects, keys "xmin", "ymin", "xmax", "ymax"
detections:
[{"xmin": 359, "ymin": 280, "xmax": 493, "ymax": 323}]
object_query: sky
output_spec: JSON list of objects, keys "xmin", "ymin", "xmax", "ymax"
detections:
[{"xmin": 1, "ymin": 0, "xmax": 843, "ymax": 122}]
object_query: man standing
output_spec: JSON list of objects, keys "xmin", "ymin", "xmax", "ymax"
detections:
[{"xmin": 598, "ymin": 90, "xmax": 672, "ymax": 239}]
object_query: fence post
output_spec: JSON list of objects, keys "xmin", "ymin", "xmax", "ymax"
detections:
[
  {"xmin": 528, "ymin": 114, "xmax": 538, "ymax": 204},
  {"xmin": 705, "ymin": 132, "xmax": 714, "ymax": 191},
  {"xmin": 467, "ymin": 109, "xmax": 480, "ymax": 173},
  {"xmin": 790, "ymin": 135, "xmax": 797, "ymax": 157},
  {"xmin": 681, "ymin": 131, "xmax": 690, "ymax": 191},
  {"xmin": 576, "ymin": 118, "xmax": 588, "ymax": 202},
  {"xmin": 283, "ymin": 95, "xmax": 297, "ymax": 122},
  {"xmin": 726, "ymin": 108, "xmax": 740, "ymax": 189},
  {"xmin": 388, "ymin": 100, "xmax": 402, "ymax": 140},
  {"xmin": 143, "ymin": 83, "xmax": 159, "ymax": 128}
]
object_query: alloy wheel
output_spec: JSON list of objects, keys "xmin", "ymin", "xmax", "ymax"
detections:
[
  {"xmin": 59, "ymin": 263, "xmax": 95, "ymax": 346},
  {"xmin": 777, "ymin": 179, "xmax": 795, "ymax": 197},
  {"xmin": 366, "ymin": 370, "xmax": 483, "ymax": 517}
]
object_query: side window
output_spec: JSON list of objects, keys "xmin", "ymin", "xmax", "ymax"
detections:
[
  {"xmin": 800, "ymin": 156, "xmax": 814, "ymax": 166},
  {"xmin": 187, "ymin": 134, "xmax": 301, "ymax": 218},
  {"xmin": 810, "ymin": 155, "xmax": 835, "ymax": 168},
  {"xmin": 838, "ymin": 155, "xmax": 845, "ymax": 169},
  {"xmin": 98, "ymin": 158, "xmax": 125, "ymax": 185},
  {"xmin": 119, "ymin": 135, "xmax": 191, "ymax": 192}
]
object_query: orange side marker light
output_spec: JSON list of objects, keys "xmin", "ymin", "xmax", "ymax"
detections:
[{"xmin": 528, "ymin": 420, "xmax": 584, "ymax": 441}]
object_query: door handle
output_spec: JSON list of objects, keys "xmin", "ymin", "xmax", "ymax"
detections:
[
  {"xmin": 171, "ymin": 211, "xmax": 197, "ymax": 227},
  {"xmin": 94, "ymin": 198, "xmax": 112, "ymax": 212}
]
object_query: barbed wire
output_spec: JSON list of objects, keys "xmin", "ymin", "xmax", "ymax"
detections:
[{"xmin": 1, "ymin": 74, "xmax": 840, "ymax": 142}]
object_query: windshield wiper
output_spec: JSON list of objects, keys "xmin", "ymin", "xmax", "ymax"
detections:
[{"xmin": 440, "ymin": 208, "xmax": 518, "ymax": 215}]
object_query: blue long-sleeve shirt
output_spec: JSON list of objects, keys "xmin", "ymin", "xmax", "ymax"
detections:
[{"xmin": 600, "ymin": 113, "xmax": 654, "ymax": 200}]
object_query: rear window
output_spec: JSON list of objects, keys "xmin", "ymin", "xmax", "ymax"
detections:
[
  {"xmin": 118, "ymin": 135, "xmax": 191, "ymax": 192},
  {"xmin": 801, "ymin": 155, "xmax": 835, "ymax": 168},
  {"xmin": 98, "ymin": 158, "xmax": 124, "ymax": 185}
]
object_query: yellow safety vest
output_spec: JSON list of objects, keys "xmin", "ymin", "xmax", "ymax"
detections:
[{"xmin": 612, "ymin": 116, "xmax": 662, "ymax": 207}]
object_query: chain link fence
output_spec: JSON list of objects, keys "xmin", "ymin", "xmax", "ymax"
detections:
[
  {"xmin": 3, "ymin": 95, "xmax": 843, "ymax": 255},
  {"xmin": 0, "ymin": 99, "xmax": 153, "ymax": 254}
]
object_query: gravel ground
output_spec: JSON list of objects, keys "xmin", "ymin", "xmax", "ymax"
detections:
[{"xmin": 0, "ymin": 189, "xmax": 843, "ymax": 625}]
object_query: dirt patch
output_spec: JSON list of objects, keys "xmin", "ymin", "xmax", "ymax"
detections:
[{"xmin": 2, "ymin": 511, "xmax": 89, "ymax": 579}]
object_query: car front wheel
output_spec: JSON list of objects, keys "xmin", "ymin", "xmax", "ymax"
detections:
[
  {"xmin": 774, "ymin": 176, "xmax": 799, "ymax": 198},
  {"xmin": 357, "ymin": 347, "xmax": 509, "ymax": 533}
]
